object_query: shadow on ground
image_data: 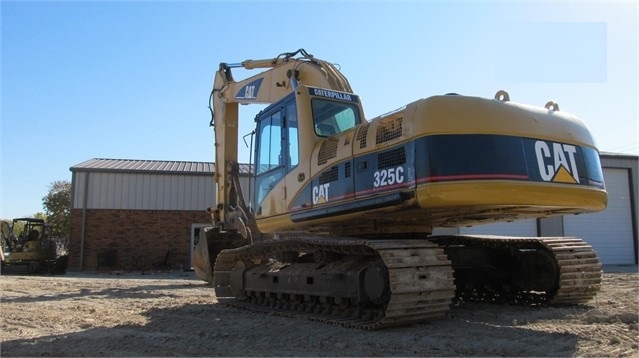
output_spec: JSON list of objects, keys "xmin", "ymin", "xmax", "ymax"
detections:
[{"xmin": 1, "ymin": 300, "xmax": 579, "ymax": 357}]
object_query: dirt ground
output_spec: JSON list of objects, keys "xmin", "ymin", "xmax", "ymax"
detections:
[{"xmin": 1, "ymin": 267, "xmax": 637, "ymax": 357}]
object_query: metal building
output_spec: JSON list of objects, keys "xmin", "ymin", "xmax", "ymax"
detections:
[
  {"xmin": 69, "ymin": 153, "xmax": 637, "ymax": 271},
  {"xmin": 69, "ymin": 158, "xmax": 251, "ymax": 271}
]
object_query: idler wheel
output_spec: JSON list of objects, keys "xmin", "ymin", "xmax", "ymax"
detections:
[
  {"xmin": 515, "ymin": 250, "xmax": 559, "ymax": 292},
  {"xmin": 363, "ymin": 260, "xmax": 390, "ymax": 305}
]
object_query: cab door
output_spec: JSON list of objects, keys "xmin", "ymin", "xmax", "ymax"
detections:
[
  {"xmin": 254, "ymin": 107, "xmax": 286, "ymax": 216},
  {"xmin": 283, "ymin": 99, "xmax": 305, "ymax": 211}
]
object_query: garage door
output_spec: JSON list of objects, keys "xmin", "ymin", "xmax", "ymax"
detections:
[
  {"xmin": 460, "ymin": 219, "xmax": 537, "ymax": 236},
  {"xmin": 564, "ymin": 168, "xmax": 635, "ymax": 265}
]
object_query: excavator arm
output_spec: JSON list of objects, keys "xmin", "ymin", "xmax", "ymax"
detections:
[
  {"xmin": 1, "ymin": 220, "xmax": 13, "ymax": 261},
  {"xmin": 195, "ymin": 49, "xmax": 354, "ymax": 282},
  {"xmin": 207, "ymin": 49, "xmax": 352, "ymax": 238}
]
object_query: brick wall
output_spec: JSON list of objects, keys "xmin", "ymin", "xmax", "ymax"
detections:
[{"xmin": 69, "ymin": 209, "xmax": 210, "ymax": 271}]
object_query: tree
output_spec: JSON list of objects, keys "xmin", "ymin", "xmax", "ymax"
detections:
[{"xmin": 42, "ymin": 180, "xmax": 71, "ymax": 238}]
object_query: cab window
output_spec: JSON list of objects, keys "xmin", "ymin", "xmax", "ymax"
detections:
[
  {"xmin": 255, "ymin": 110, "xmax": 285, "ymax": 206},
  {"xmin": 256, "ymin": 111, "xmax": 283, "ymax": 174},
  {"xmin": 311, "ymin": 99, "xmax": 360, "ymax": 137},
  {"xmin": 286, "ymin": 101, "xmax": 299, "ymax": 169}
]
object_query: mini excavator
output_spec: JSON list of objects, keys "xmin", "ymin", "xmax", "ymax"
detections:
[
  {"xmin": 194, "ymin": 49, "xmax": 607, "ymax": 329},
  {"xmin": 1, "ymin": 218, "xmax": 66, "ymax": 274}
]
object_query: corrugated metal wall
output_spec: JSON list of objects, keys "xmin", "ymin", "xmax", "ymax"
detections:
[
  {"xmin": 73, "ymin": 171, "xmax": 252, "ymax": 211},
  {"xmin": 564, "ymin": 168, "xmax": 635, "ymax": 264}
]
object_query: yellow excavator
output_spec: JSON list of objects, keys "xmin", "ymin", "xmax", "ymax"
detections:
[
  {"xmin": 194, "ymin": 49, "xmax": 607, "ymax": 329},
  {"xmin": 1, "ymin": 218, "xmax": 66, "ymax": 274}
]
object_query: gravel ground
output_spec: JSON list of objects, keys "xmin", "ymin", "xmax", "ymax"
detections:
[{"xmin": 1, "ymin": 267, "xmax": 637, "ymax": 357}]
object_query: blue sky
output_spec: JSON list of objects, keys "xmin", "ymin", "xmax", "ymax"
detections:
[{"xmin": 1, "ymin": 1, "xmax": 637, "ymax": 219}]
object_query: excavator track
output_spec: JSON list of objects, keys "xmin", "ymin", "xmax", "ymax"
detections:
[
  {"xmin": 542, "ymin": 237, "xmax": 603, "ymax": 304},
  {"xmin": 213, "ymin": 237, "xmax": 455, "ymax": 330},
  {"xmin": 430, "ymin": 235, "xmax": 602, "ymax": 305}
]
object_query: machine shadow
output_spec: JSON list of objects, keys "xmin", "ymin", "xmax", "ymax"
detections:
[
  {"xmin": 1, "ymin": 301, "xmax": 580, "ymax": 357},
  {"xmin": 1, "ymin": 282, "xmax": 204, "ymax": 304}
]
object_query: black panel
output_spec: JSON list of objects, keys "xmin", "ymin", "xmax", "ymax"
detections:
[
  {"xmin": 290, "ymin": 134, "xmax": 605, "ymax": 220},
  {"xmin": 291, "ymin": 191, "xmax": 411, "ymax": 222},
  {"xmin": 417, "ymin": 135, "xmax": 527, "ymax": 181},
  {"xmin": 414, "ymin": 134, "xmax": 604, "ymax": 186},
  {"xmin": 319, "ymin": 166, "xmax": 339, "ymax": 185},
  {"xmin": 378, "ymin": 147, "xmax": 406, "ymax": 169}
]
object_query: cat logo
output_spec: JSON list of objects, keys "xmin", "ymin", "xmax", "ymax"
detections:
[
  {"xmin": 235, "ymin": 78, "xmax": 263, "ymax": 100},
  {"xmin": 534, "ymin": 141, "xmax": 579, "ymax": 183},
  {"xmin": 312, "ymin": 183, "xmax": 330, "ymax": 205}
]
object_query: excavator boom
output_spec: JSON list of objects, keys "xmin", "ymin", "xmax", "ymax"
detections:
[
  {"xmin": 195, "ymin": 49, "xmax": 362, "ymax": 283},
  {"xmin": 207, "ymin": 49, "xmax": 354, "ymax": 235}
]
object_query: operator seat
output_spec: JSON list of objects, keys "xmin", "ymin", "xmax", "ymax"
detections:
[
  {"xmin": 28, "ymin": 229, "xmax": 40, "ymax": 241},
  {"xmin": 316, "ymin": 123, "xmax": 336, "ymax": 136}
]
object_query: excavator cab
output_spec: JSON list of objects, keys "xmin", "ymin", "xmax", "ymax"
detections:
[{"xmin": 252, "ymin": 88, "xmax": 364, "ymax": 213}]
